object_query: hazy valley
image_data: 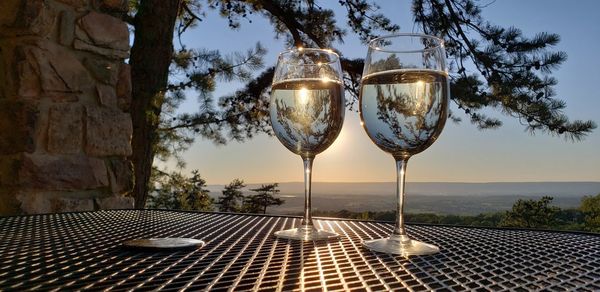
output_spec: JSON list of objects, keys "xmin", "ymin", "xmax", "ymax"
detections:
[{"xmin": 206, "ymin": 182, "xmax": 600, "ymax": 215}]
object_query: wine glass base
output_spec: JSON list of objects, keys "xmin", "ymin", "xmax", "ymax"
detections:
[
  {"xmin": 363, "ymin": 236, "xmax": 439, "ymax": 256},
  {"xmin": 274, "ymin": 227, "xmax": 339, "ymax": 241}
]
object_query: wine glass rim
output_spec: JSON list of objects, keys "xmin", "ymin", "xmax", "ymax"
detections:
[
  {"xmin": 278, "ymin": 47, "xmax": 340, "ymax": 64},
  {"xmin": 368, "ymin": 33, "xmax": 445, "ymax": 53}
]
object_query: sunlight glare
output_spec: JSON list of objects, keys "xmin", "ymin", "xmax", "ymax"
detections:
[
  {"xmin": 297, "ymin": 87, "xmax": 309, "ymax": 105},
  {"xmin": 414, "ymin": 80, "xmax": 425, "ymax": 114}
]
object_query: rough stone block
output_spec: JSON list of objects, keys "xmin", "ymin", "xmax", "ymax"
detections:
[
  {"xmin": 0, "ymin": 188, "xmax": 20, "ymax": 216},
  {"xmin": 0, "ymin": 100, "xmax": 38, "ymax": 154},
  {"xmin": 14, "ymin": 0, "xmax": 44, "ymax": 27},
  {"xmin": 48, "ymin": 104, "xmax": 83, "ymax": 154},
  {"xmin": 90, "ymin": 158, "xmax": 110, "ymax": 186},
  {"xmin": 18, "ymin": 154, "xmax": 109, "ymax": 190},
  {"xmin": 50, "ymin": 196, "xmax": 95, "ymax": 212},
  {"xmin": 43, "ymin": 41, "xmax": 92, "ymax": 92},
  {"xmin": 16, "ymin": 192, "xmax": 95, "ymax": 214},
  {"xmin": 59, "ymin": 10, "xmax": 75, "ymax": 46},
  {"xmin": 0, "ymin": 154, "xmax": 21, "ymax": 187},
  {"xmin": 10, "ymin": 0, "xmax": 57, "ymax": 37},
  {"xmin": 95, "ymin": 194, "xmax": 133, "ymax": 210},
  {"xmin": 78, "ymin": 12, "xmax": 128, "ymax": 50},
  {"xmin": 0, "ymin": 1, "xmax": 20, "ymax": 26},
  {"xmin": 74, "ymin": 12, "xmax": 129, "ymax": 58},
  {"xmin": 16, "ymin": 41, "xmax": 92, "ymax": 97},
  {"xmin": 15, "ymin": 192, "xmax": 52, "ymax": 214},
  {"xmin": 107, "ymin": 158, "xmax": 133, "ymax": 194},
  {"xmin": 96, "ymin": 84, "xmax": 118, "ymax": 107},
  {"xmin": 16, "ymin": 46, "xmax": 43, "ymax": 98},
  {"xmin": 84, "ymin": 57, "xmax": 118, "ymax": 85},
  {"xmin": 116, "ymin": 63, "xmax": 131, "ymax": 111},
  {"xmin": 85, "ymin": 107, "xmax": 132, "ymax": 156}
]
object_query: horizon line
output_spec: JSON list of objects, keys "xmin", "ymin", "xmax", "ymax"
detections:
[{"xmin": 206, "ymin": 180, "xmax": 600, "ymax": 185}]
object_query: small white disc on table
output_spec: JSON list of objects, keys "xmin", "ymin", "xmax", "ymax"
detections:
[{"xmin": 123, "ymin": 238, "xmax": 205, "ymax": 250}]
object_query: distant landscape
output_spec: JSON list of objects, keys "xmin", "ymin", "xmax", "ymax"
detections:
[{"xmin": 206, "ymin": 182, "xmax": 600, "ymax": 215}]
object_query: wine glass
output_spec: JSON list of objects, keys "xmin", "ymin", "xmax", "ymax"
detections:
[
  {"xmin": 359, "ymin": 34, "xmax": 449, "ymax": 255},
  {"xmin": 270, "ymin": 48, "xmax": 345, "ymax": 240}
]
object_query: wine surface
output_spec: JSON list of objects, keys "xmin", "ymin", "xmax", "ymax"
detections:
[
  {"xmin": 270, "ymin": 79, "xmax": 345, "ymax": 158},
  {"xmin": 359, "ymin": 69, "xmax": 449, "ymax": 158}
]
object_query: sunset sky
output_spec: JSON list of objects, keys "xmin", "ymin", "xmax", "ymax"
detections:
[{"xmin": 164, "ymin": 0, "xmax": 600, "ymax": 185}]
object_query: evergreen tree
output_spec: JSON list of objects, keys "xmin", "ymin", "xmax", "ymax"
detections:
[
  {"xmin": 499, "ymin": 196, "xmax": 560, "ymax": 229},
  {"xmin": 217, "ymin": 179, "xmax": 246, "ymax": 212},
  {"xmin": 129, "ymin": 1, "xmax": 596, "ymax": 207},
  {"xmin": 146, "ymin": 170, "xmax": 182, "ymax": 210},
  {"xmin": 243, "ymin": 183, "xmax": 284, "ymax": 214},
  {"xmin": 147, "ymin": 169, "xmax": 214, "ymax": 211},
  {"xmin": 180, "ymin": 170, "xmax": 214, "ymax": 211}
]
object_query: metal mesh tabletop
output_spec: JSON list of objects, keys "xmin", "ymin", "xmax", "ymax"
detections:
[{"xmin": 1, "ymin": 210, "xmax": 599, "ymax": 291}]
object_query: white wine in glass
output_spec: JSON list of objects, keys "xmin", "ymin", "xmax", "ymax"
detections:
[
  {"xmin": 270, "ymin": 48, "xmax": 345, "ymax": 241},
  {"xmin": 359, "ymin": 34, "xmax": 449, "ymax": 255}
]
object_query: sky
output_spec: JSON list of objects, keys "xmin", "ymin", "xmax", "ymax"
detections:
[{"xmin": 164, "ymin": 0, "xmax": 600, "ymax": 185}]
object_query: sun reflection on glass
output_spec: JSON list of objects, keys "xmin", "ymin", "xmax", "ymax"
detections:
[
  {"xmin": 413, "ymin": 80, "xmax": 425, "ymax": 114},
  {"xmin": 297, "ymin": 87, "xmax": 309, "ymax": 105}
]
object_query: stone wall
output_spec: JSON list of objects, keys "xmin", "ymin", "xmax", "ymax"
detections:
[{"xmin": 0, "ymin": 0, "xmax": 134, "ymax": 215}]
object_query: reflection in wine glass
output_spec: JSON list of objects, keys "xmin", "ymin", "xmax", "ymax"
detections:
[
  {"xmin": 359, "ymin": 34, "xmax": 449, "ymax": 255},
  {"xmin": 270, "ymin": 48, "xmax": 345, "ymax": 241}
]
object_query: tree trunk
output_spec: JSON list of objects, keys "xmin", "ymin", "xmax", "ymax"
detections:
[{"xmin": 130, "ymin": 0, "xmax": 181, "ymax": 208}]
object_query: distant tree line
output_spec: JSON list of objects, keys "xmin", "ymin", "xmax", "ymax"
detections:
[
  {"xmin": 310, "ymin": 195, "xmax": 600, "ymax": 233},
  {"xmin": 147, "ymin": 171, "xmax": 600, "ymax": 233},
  {"xmin": 146, "ymin": 171, "xmax": 284, "ymax": 214}
]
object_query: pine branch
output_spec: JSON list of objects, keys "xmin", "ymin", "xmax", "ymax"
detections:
[{"xmin": 413, "ymin": 0, "xmax": 596, "ymax": 139}]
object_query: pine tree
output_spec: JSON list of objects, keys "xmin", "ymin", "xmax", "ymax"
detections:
[
  {"xmin": 217, "ymin": 179, "xmax": 246, "ymax": 212},
  {"xmin": 147, "ymin": 169, "xmax": 214, "ymax": 211},
  {"xmin": 243, "ymin": 183, "xmax": 284, "ymax": 214},
  {"xmin": 180, "ymin": 170, "xmax": 214, "ymax": 211},
  {"xmin": 128, "ymin": 0, "xmax": 596, "ymax": 207}
]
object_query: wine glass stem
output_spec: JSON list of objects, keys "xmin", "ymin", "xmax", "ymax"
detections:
[
  {"xmin": 393, "ymin": 158, "xmax": 409, "ymax": 237},
  {"xmin": 301, "ymin": 157, "xmax": 314, "ymax": 229}
]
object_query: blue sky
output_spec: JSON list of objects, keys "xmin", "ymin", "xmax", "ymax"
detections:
[{"xmin": 164, "ymin": 0, "xmax": 600, "ymax": 184}]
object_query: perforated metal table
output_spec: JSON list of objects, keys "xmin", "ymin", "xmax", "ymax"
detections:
[{"xmin": 0, "ymin": 210, "xmax": 599, "ymax": 291}]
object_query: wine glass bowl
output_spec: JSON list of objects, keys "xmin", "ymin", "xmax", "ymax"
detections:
[
  {"xmin": 270, "ymin": 48, "xmax": 345, "ymax": 240},
  {"xmin": 360, "ymin": 68, "xmax": 448, "ymax": 159},
  {"xmin": 359, "ymin": 34, "xmax": 449, "ymax": 255}
]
